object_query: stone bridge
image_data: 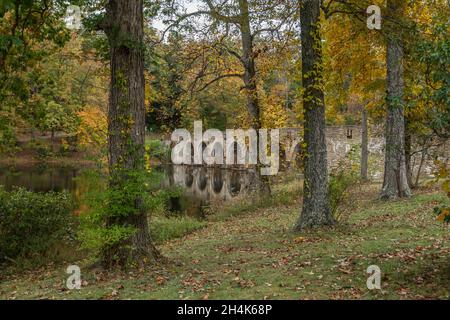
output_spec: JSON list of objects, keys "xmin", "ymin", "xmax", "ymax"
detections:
[{"xmin": 165, "ymin": 125, "xmax": 446, "ymax": 180}]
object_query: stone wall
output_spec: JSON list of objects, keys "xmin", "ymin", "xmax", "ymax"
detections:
[{"xmin": 166, "ymin": 125, "xmax": 447, "ymax": 181}]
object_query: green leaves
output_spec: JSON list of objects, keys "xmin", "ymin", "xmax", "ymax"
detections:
[
  {"xmin": 43, "ymin": 101, "xmax": 78, "ymax": 134},
  {"xmin": 77, "ymin": 168, "xmax": 168, "ymax": 256},
  {"xmin": 410, "ymin": 18, "xmax": 450, "ymax": 139},
  {"xmin": 0, "ymin": 0, "xmax": 76, "ymax": 147},
  {"xmin": 0, "ymin": 186, "xmax": 75, "ymax": 262},
  {"xmin": 329, "ymin": 146, "xmax": 361, "ymax": 220}
]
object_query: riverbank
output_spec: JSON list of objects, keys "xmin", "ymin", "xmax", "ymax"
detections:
[
  {"xmin": 0, "ymin": 135, "xmax": 168, "ymax": 168},
  {"xmin": 0, "ymin": 153, "xmax": 96, "ymax": 168},
  {"xmin": 0, "ymin": 138, "xmax": 96, "ymax": 168},
  {"xmin": 0, "ymin": 181, "xmax": 448, "ymax": 300}
]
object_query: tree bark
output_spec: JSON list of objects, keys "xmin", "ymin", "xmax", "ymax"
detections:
[
  {"xmin": 380, "ymin": 0, "xmax": 412, "ymax": 200},
  {"xmin": 414, "ymin": 150, "xmax": 426, "ymax": 188},
  {"xmin": 361, "ymin": 106, "xmax": 369, "ymax": 181},
  {"xmin": 239, "ymin": 0, "xmax": 260, "ymax": 128},
  {"xmin": 238, "ymin": 0, "xmax": 271, "ymax": 195},
  {"xmin": 295, "ymin": 0, "xmax": 333, "ymax": 230},
  {"xmin": 404, "ymin": 118, "xmax": 413, "ymax": 187},
  {"xmin": 103, "ymin": 0, "xmax": 159, "ymax": 267}
]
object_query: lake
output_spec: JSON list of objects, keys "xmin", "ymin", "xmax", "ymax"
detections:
[{"xmin": 0, "ymin": 164, "xmax": 258, "ymax": 218}]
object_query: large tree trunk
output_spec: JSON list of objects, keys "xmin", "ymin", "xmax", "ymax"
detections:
[
  {"xmin": 361, "ymin": 106, "xmax": 369, "ymax": 181},
  {"xmin": 102, "ymin": 0, "xmax": 159, "ymax": 267},
  {"xmin": 380, "ymin": 0, "xmax": 412, "ymax": 200},
  {"xmin": 239, "ymin": 0, "xmax": 260, "ymax": 128},
  {"xmin": 295, "ymin": 0, "xmax": 333, "ymax": 230},
  {"xmin": 238, "ymin": 0, "xmax": 271, "ymax": 195}
]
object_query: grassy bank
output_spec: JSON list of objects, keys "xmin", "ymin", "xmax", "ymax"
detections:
[{"xmin": 0, "ymin": 182, "xmax": 449, "ymax": 300}]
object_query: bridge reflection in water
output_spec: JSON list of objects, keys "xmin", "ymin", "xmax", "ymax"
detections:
[
  {"xmin": 160, "ymin": 165, "xmax": 257, "ymax": 203},
  {"xmin": 0, "ymin": 164, "xmax": 259, "ymax": 218},
  {"xmin": 157, "ymin": 165, "xmax": 259, "ymax": 218}
]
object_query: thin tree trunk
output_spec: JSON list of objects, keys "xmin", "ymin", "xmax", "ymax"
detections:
[
  {"xmin": 414, "ymin": 150, "xmax": 426, "ymax": 188},
  {"xmin": 295, "ymin": 0, "xmax": 333, "ymax": 230},
  {"xmin": 238, "ymin": 0, "xmax": 271, "ymax": 195},
  {"xmin": 361, "ymin": 105, "xmax": 369, "ymax": 181},
  {"xmin": 380, "ymin": 0, "xmax": 412, "ymax": 200},
  {"xmin": 102, "ymin": 0, "xmax": 159, "ymax": 267},
  {"xmin": 404, "ymin": 118, "xmax": 413, "ymax": 187}
]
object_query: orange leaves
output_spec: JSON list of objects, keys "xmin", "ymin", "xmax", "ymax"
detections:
[
  {"xmin": 260, "ymin": 93, "xmax": 289, "ymax": 129},
  {"xmin": 436, "ymin": 210, "xmax": 449, "ymax": 223},
  {"xmin": 76, "ymin": 107, "xmax": 107, "ymax": 150},
  {"xmin": 293, "ymin": 236, "xmax": 306, "ymax": 244}
]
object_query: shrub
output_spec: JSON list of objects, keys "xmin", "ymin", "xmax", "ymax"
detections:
[
  {"xmin": 145, "ymin": 139, "xmax": 170, "ymax": 162},
  {"xmin": 77, "ymin": 168, "xmax": 171, "ymax": 256},
  {"xmin": 0, "ymin": 187, "xmax": 75, "ymax": 263},
  {"xmin": 329, "ymin": 146, "xmax": 360, "ymax": 220},
  {"xmin": 78, "ymin": 167, "xmax": 203, "ymax": 256},
  {"xmin": 0, "ymin": 123, "xmax": 18, "ymax": 154},
  {"xmin": 27, "ymin": 140, "xmax": 53, "ymax": 159},
  {"xmin": 433, "ymin": 160, "xmax": 450, "ymax": 224}
]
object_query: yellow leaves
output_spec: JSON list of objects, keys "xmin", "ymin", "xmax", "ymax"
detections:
[
  {"xmin": 434, "ymin": 160, "xmax": 449, "ymax": 192},
  {"xmin": 145, "ymin": 144, "xmax": 152, "ymax": 172},
  {"xmin": 443, "ymin": 179, "xmax": 450, "ymax": 195},
  {"xmin": 293, "ymin": 236, "xmax": 306, "ymax": 244},
  {"xmin": 410, "ymin": 83, "xmax": 424, "ymax": 97},
  {"xmin": 144, "ymin": 76, "xmax": 152, "ymax": 109},
  {"xmin": 438, "ymin": 166, "xmax": 449, "ymax": 180},
  {"xmin": 76, "ymin": 107, "xmax": 107, "ymax": 149},
  {"xmin": 408, "ymin": 1, "xmax": 433, "ymax": 33},
  {"xmin": 260, "ymin": 91, "xmax": 288, "ymax": 129},
  {"xmin": 322, "ymin": 10, "xmax": 385, "ymax": 123}
]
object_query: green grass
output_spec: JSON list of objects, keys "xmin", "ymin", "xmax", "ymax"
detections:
[
  {"xmin": 208, "ymin": 178, "xmax": 302, "ymax": 222},
  {"xmin": 150, "ymin": 216, "xmax": 207, "ymax": 244},
  {"xmin": 0, "ymin": 182, "xmax": 449, "ymax": 300}
]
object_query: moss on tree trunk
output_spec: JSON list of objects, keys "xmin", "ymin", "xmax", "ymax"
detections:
[
  {"xmin": 295, "ymin": 0, "xmax": 333, "ymax": 230},
  {"xmin": 102, "ymin": 0, "xmax": 160, "ymax": 267}
]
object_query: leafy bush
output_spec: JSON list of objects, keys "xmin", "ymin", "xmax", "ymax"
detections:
[
  {"xmin": 36, "ymin": 144, "xmax": 53, "ymax": 158},
  {"xmin": 145, "ymin": 139, "xmax": 170, "ymax": 162},
  {"xmin": 329, "ymin": 146, "xmax": 360, "ymax": 220},
  {"xmin": 27, "ymin": 140, "xmax": 53, "ymax": 158},
  {"xmin": 77, "ymin": 168, "xmax": 170, "ymax": 255},
  {"xmin": 433, "ymin": 160, "xmax": 450, "ymax": 224},
  {"xmin": 0, "ymin": 121, "xmax": 18, "ymax": 154},
  {"xmin": 0, "ymin": 187, "xmax": 75, "ymax": 263}
]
